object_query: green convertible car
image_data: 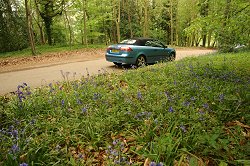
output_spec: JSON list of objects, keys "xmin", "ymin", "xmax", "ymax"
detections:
[{"xmin": 105, "ymin": 38, "xmax": 176, "ymax": 67}]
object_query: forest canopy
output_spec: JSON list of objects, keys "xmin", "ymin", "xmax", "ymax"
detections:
[{"xmin": 0, "ymin": 0, "xmax": 249, "ymax": 53}]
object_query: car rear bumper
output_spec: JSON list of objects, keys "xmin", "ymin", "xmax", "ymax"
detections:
[{"xmin": 105, "ymin": 54, "xmax": 136, "ymax": 64}]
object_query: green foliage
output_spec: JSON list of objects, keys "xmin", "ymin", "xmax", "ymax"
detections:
[
  {"xmin": 1, "ymin": 51, "xmax": 249, "ymax": 165},
  {"xmin": 1, "ymin": 0, "xmax": 249, "ymax": 53},
  {"xmin": 0, "ymin": 0, "xmax": 29, "ymax": 53}
]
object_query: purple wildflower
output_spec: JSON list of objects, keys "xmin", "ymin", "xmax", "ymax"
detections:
[
  {"xmin": 164, "ymin": 91, "xmax": 172, "ymax": 101},
  {"xmin": 150, "ymin": 162, "xmax": 157, "ymax": 166},
  {"xmin": 12, "ymin": 130, "xmax": 18, "ymax": 139},
  {"xmin": 93, "ymin": 93, "xmax": 99, "ymax": 100},
  {"xmin": 137, "ymin": 91, "xmax": 142, "ymax": 100},
  {"xmin": 157, "ymin": 162, "xmax": 164, "ymax": 166},
  {"xmin": 203, "ymin": 103, "xmax": 209, "ymax": 109},
  {"xmin": 78, "ymin": 153, "xmax": 84, "ymax": 159},
  {"xmin": 20, "ymin": 163, "xmax": 28, "ymax": 166},
  {"xmin": 30, "ymin": 119, "xmax": 36, "ymax": 125},
  {"xmin": 11, "ymin": 144, "xmax": 19, "ymax": 153},
  {"xmin": 8, "ymin": 125, "xmax": 14, "ymax": 131},
  {"xmin": 113, "ymin": 140, "xmax": 118, "ymax": 146},
  {"xmin": 219, "ymin": 94, "xmax": 224, "ymax": 102},
  {"xmin": 77, "ymin": 99, "xmax": 82, "ymax": 105},
  {"xmin": 190, "ymin": 97, "xmax": 195, "ymax": 101},
  {"xmin": 180, "ymin": 125, "xmax": 187, "ymax": 133},
  {"xmin": 81, "ymin": 107, "xmax": 87, "ymax": 114},
  {"xmin": 168, "ymin": 106, "xmax": 174, "ymax": 113},
  {"xmin": 199, "ymin": 110, "xmax": 205, "ymax": 115},
  {"xmin": 61, "ymin": 100, "xmax": 65, "ymax": 106},
  {"xmin": 183, "ymin": 101, "xmax": 190, "ymax": 107}
]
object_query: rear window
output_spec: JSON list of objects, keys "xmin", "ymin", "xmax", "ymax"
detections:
[{"xmin": 119, "ymin": 39, "xmax": 137, "ymax": 45}]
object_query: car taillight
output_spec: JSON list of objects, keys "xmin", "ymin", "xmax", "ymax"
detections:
[
  {"xmin": 107, "ymin": 46, "xmax": 112, "ymax": 51},
  {"xmin": 120, "ymin": 47, "xmax": 133, "ymax": 52}
]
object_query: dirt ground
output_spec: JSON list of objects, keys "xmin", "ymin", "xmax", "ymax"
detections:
[{"xmin": 0, "ymin": 47, "xmax": 215, "ymax": 73}]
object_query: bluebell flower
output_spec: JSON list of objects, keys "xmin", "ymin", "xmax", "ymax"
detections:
[
  {"xmin": 219, "ymin": 94, "xmax": 224, "ymax": 102},
  {"xmin": 168, "ymin": 106, "xmax": 174, "ymax": 113},
  {"xmin": 183, "ymin": 101, "xmax": 190, "ymax": 107},
  {"xmin": 12, "ymin": 130, "xmax": 18, "ymax": 139},
  {"xmin": 199, "ymin": 110, "xmax": 205, "ymax": 115},
  {"xmin": 30, "ymin": 119, "xmax": 36, "ymax": 125},
  {"xmin": 164, "ymin": 91, "xmax": 172, "ymax": 101},
  {"xmin": 78, "ymin": 153, "xmax": 84, "ymax": 159},
  {"xmin": 190, "ymin": 97, "xmax": 195, "ymax": 101},
  {"xmin": 61, "ymin": 100, "xmax": 65, "ymax": 106},
  {"xmin": 14, "ymin": 119, "xmax": 20, "ymax": 125},
  {"xmin": 9, "ymin": 125, "xmax": 14, "ymax": 131},
  {"xmin": 180, "ymin": 125, "xmax": 187, "ymax": 133},
  {"xmin": 77, "ymin": 99, "xmax": 82, "ymax": 105},
  {"xmin": 93, "ymin": 93, "xmax": 99, "ymax": 100},
  {"xmin": 110, "ymin": 149, "xmax": 118, "ymax": 156},
  {"xmin": 17, "ymin": 85, "xmax": 23, "ymax": 90},
  {"xmin": 150, "ymin": 162, "xmax": 157, "ymax": 166},
  {"xmin": 81, "ymin": 107, "xmax": 87, "ymax": 114},
  {"xmin": 20, "ymin": 163, "xmax": 28, "ymax": 166},
  {"xmin": 203, "ymin": 103, "xmax": 209, "ymax": 109},
  {"xmin": 137, "ymin": 91, "xmax": 142, "ymax": 100},
  {"xmin": 11, "ymin": 144, "xmax": 19, "ymax": 153},
  {"xmin": 114, "ymin": 159, "xmax": 121, "ymax": 164},
  {"xmin": 112, "ymin": 140, "xmax": 118, "ymax": 146},
  {"xmin": 157, "ymin": 162, "xmax": 164, "ymax": 166}
]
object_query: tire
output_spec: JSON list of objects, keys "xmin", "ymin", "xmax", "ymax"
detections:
[
  {"xmin": 113, "ymin": 62, "xmax": 122, "ymax": 66},
  {"xmin": 169, "ymin": 52, "xmax": 175, "ymax": 61},
  {"xmin": 136, "ymin": 55, "xmax": 146, "ymax": 67}
]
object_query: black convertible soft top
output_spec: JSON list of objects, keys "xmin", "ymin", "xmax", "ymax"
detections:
[{"xmin": 133, "ymin": 38, "xmax": 154, "ymax": 46}]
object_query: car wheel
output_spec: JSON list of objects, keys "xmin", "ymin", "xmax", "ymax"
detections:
[
  {"xmin": 113, "ymin": 62, "xmax": 122, "ymax": 66},
  {"xmin": 169, "ymin": 52, "xmax": 175, "ymax": 61},
  {"xmin": 136, "ymin": 55, "xmax": 146, "ymax": 67}
]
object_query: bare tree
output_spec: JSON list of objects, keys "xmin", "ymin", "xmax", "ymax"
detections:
[{"xmin": 25, "ymin": 0, "xmax": 36, "ymax": 55}]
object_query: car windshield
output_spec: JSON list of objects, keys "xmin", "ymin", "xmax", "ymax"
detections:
[{"xmin": 119, "ymin": 39, "xmax": 137, "ymax": 45}]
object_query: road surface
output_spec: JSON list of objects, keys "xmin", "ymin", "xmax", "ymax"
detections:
[{"xmin": 0, "ymin": 49, "xmax": 215, "ymax": 95}]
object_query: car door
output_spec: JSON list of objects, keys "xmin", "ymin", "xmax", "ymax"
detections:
[
  {"xmin": 145, "ymin": 40, "xmax": 168, "ymax": 63},
  {"xmin": 143, "ymin": 40, "xmax": 158, "ymax": 63}
]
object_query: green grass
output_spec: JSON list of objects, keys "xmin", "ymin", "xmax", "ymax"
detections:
[
  {"xmin": 0, "ymin": 44, "xmax": 106, "ymax": 59},
  {"xmin": 0, "ymin": 51, "xmax": 249, "ymax": 166}
]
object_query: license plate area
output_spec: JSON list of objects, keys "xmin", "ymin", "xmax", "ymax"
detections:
[{"xmin": 111, "ymin": 49, "xmax": 120, "ymax": 53}]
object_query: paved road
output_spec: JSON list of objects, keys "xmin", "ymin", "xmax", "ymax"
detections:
[{"xmin": 0, "ymin": 49, "xmax": 215, "ymax": 95}]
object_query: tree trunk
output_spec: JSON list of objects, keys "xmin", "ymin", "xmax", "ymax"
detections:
[
  {"xmin": 200, "ymin": 0, "xmax": 209, "ymax": 47},
  {"xmin": 143, "ymin": 0, "xmax": 149, "ymax": 37},
  {"xmin": 127, "ymin": 0, "xmax": 133, "ymax": 38},
  {"xmin": 34, "ymin": 1, "xmax": 45, "ymax": 44},
  {"xmin": 114, "ymin": 0, "xmax": 121, "ymax": 43},
  {"xmin": 83, "ymin": 0, "xmax": 87, "ymax": 45},
  {"xmin": 175, "ymin": 0, "xmax": 179, "ymax": 46},
  {"xmin": 170, "ymin": 0, "xmax": 174, "ymax": 46},
  {"xmin": 25, "ymin": 0, "xmax": 36, "ymax": 55},
  {"xmin": 63, "ymin": 10, "xmax": 73, "ymax": 47},
  {"xmin": 207, "ymin": 30, "xmax": 212, "ymax": 48},
  {"xmin": 44, "ymin": 17, "xmax": 53, "ymax": 45}
]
